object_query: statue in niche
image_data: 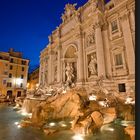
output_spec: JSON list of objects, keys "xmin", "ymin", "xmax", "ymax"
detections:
[
  {"xmin": 87, "ymin": 32, "xmax": 95, "ymax": 47},
  {"xmin": 88, "ymin": 54, "xmax": 97, "ymax": 76},
  {"xmin": 61, "ymin": 3, "xmax": 77, "ymax": 22},
  {"xmin": 65, "ymin": 62, "xmax": 74, "ymax": 84}
]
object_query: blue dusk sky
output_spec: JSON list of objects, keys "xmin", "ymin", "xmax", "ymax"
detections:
[{"xmin": 0, "ymin": 0, "xmax": 110, "ymax": 71}]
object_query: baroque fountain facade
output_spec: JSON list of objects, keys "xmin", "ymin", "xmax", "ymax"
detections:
[{"xmin": 16, "ymin": 0, "xmax": 135, "ymax": 140}]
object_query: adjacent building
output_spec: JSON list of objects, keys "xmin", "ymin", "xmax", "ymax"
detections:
[
  {"xmin": 39, "ymin": 0, "xmax": 135, "ymax": 95},
  {"xmin": 0, "ymin": 48, "xmax": 29, "ymax": 98},
  {"xmin": 27, "ymin": 67, "xmax": 39, "ymax": 91}
]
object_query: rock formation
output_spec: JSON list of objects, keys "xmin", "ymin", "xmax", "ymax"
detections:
[{"xmin": 19, "ymin": 86, "xmax": 135, "ymax": 136}]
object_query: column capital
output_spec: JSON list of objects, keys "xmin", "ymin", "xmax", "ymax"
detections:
[
  {"xmin": 93, "ymin": 22, "xmax": 102, "ymax": 29},
  {"xmin": 102, "ymin": 22, "xmax": 109, "ymax": 31}
]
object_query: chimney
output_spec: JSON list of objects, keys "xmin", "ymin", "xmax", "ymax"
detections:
[{"xmin": 9, "ymin": 48, "xmax": 14, "ymax": 52}]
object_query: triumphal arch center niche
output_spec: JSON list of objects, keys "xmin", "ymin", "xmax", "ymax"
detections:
[{"xmin": 63, "ymin": 45, "xmax": 77, "ymax": 86}]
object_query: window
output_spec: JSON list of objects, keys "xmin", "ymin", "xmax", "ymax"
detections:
[
  {"xmin": 21, "ymin": 75, "xmax": 24, "ymax": 79},
  {"xmin": 111, "ymin": 20, "xmax": 118, "ymax": 32},
  {"xmin": 21, "ymin": 60, "xmax": 26, "ymax": 65},
  {"xmin": 20, "ymin": 83, "xmax": 23, "ymax": 88},
  {"xmin": 7, "ymin": 82, "xmax": 12, "ymax": 87},
  {"xmin": 118, "ymin": 83, "xmax": 126, "ymax": 92},
  {"xmin": 9, "ymin": 73, "xmax": 12, "ymax": 78},
  {"xmin": 10, "ymin": 65, "xmax": 13, "ymax": 70},
  {"xmin": 115, "ymin": 54, "xmax": 123, "ymax": 66},
  {"xmin": 10, "ymin": 58, "xmax": 13, "ymax": 63},
  {"xmin": 22, "ymin": 67, "xmax": 24, "ymax": 71},
  {"xmin": 5, "ymin": 63, "xmax": 8, "ymax": 67}
]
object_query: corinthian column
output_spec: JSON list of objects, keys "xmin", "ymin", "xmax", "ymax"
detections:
[
  {"xmin": 120, "ymin": 13, "xmax": 135, "ymax": 75},
  {"xmin": 102, "ymin": 23, "xmax": 112, "ymax": 78},
  {"xmin": 57, "ymin": 46, "xmax": 61, "ymax": 83},
  {"xmin": 130, "ymin": 8, "xmax": 135, "ymax": 32},
  {"xmin": 94, "ymin": 22, "xmax": 106, "ymax": 77},
  {"xmin": 77, "ymin": 32, "xmax": 84, "ymax": 82},
  {"xmin": 48, "ymin": 50, "xmax": 52, "ymax": 84}
]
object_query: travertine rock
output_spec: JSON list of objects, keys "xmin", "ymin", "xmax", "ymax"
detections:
[
  {"xmin": 125, "ymin": 125, "xmax": 135, "ymax": 140},
  {"xmin": 91, "ymin": 111, "xmax": 104, "ymax": 128}
]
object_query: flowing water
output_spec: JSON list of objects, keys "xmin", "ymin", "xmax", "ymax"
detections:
[{"xmin": 0, "ymin": 105, "xmax": 131, "ymax": 140}]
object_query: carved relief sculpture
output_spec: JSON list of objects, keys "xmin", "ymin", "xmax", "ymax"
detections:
[
  {"xmin": 87, "ymin": 31, "xmax": 95, "ymax": 47},
  {"xmin": 88, "ymin": 54, "xmax": 97, "ymax": 76},
  {"xmin": 61, "ymin": 3, "xmax": 77, "ymax": 23}
]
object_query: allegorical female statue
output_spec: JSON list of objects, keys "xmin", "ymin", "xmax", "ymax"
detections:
[
  {"xmin": 88, "ymin": 54, "xmax": 97, "ymax": 76},
  {"xmin": 65, "ymin": 62, "xmax": 74, "ymax": 84}
]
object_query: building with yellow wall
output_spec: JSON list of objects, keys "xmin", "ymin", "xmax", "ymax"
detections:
[
  {"xmin": 0, "ymin": 48, "xmax": 29, "ymax": 98},
  {"xmin": 27, "ymin": 67, "xmax": 39, "ymax": 92}
]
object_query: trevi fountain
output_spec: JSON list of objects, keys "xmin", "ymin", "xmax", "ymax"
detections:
[{"xmin": 0, "ymin": 0, "xmax": 135, "ymax": 139}]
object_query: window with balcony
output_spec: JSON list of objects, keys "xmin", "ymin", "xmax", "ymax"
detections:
[{"xmin": 7, "ymin": 82, "xmax": 12, "ymax": 87}]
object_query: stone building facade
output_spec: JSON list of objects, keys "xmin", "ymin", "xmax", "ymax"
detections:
[
  {"xmin": 39, "ymin": 0, "xmax": 135, "ymax": 94},
  {"xmin": 0, "ymin": 48, "xmax": 29, "ymax": 98}
]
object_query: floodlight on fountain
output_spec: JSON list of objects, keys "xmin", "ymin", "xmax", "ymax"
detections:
[
  {"xmin": 21, "ymin": 110, "xmax": 28, "ymax": 116},
  {"xmin": 17, "ymin": 124, "xmax": 21, "ymax": 129},
  {"xmin": 121, "ymin": 120, "xmax": 135, "ymax": 127},
  {"xmin": 100, "ymin": 124, "xmax": 114, "ymax": 132},
  {"xmin": 125, "ymin": 97, "xmax": 135, "ymax": 105},
  {"xmin": 70, "ymin": 121, "xmax": 73, "ymax": 124},
  {"xmin": 72, "ymin": 134, "xmax": 84, "ymax": 140},
  {"xmin": 98, "ymin": 101, "xmax": 106, "ymax": 107},
  {"xmin": 20, "ymin": 109, "xmax": 32, "ymax": 117},
  {"xmin": 98, "ymin": 100, "xmax": 109, "ymax": 107},
  {"xmin": 16, "ymin": 104, "xmax": 19, "ymax": 107},
  {"xmin": 59, "ymin": 121, "xmax": 67, "ymax": 127},
  {"xmin": 49, "ymin": 122, "xmax": 56, "ymax": 127},
  {"xmin": 89, "ymin": 95, "xmax": 97, "ymax": 101},
  {"xmin": 14, "ymin": 122, "xmax": 19, "ymax": 125},
  {"xmin": 13, "ymin": 104, "xmax": 20, "ymax": 109},
  {"xmin": 62, "ymin": 90, "xmax": 66, "ymax": 94},
  {"xmin": 45, "ymin": 93, "xmax": 52, "ymax": 96}
]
